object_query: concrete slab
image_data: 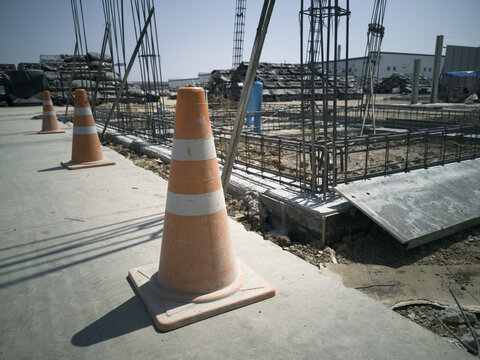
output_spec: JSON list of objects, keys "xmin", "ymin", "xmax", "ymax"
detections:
[
  {"xmin": 335, "ymin": 160, "xmax": 480, "ymax": 248},
  {"xmin": 325, "ymin": 263, "xmax": 480, "ymax": 310},
  {"xmin": 0, "ymin": 106, "xmax": 472, "ymax": 359}
]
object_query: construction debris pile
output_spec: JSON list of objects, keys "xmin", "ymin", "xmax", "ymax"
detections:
[
  {"xmin": 375, "ymin": 73, "xmax": 432, "ymax": 94},
  {"xmin": 207, "ymin": 62, "xmax": 362, "ymax": 102},
  {"xmin": 41, "ymin": 52, "xmax": 151, "ymax": 105},
  {"xmin": 0, "ymin": 52, "xmax": 154, "ymax": 106}
]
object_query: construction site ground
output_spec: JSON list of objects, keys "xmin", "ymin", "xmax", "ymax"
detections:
[
  {"xmin": 0, "ymin": 105, "xmax": 478, "ymax": 359},
  {"xmin": 99, "ymin": 100, "xmax": 480, "ymax": 347},
  {"xmin": 107, "ymin": 138, "xmax": 480, "ymax": 340}
]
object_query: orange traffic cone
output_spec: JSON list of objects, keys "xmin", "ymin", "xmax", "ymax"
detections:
[
  {"xmin": 128, "ymin": 87, "xmax": 275, "ymax": 331},
  {"xmin": 37, "ymin": 91, "xmax": 65, "ymax": 134},
  {"xmin": 61, "ymin": 89, "xmax": 115, "ymax": 170}
]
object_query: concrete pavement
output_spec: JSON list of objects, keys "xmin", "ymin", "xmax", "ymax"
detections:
[{"xmin": 0, "ymin": 106, "xmax": 471, "ymax": 359}]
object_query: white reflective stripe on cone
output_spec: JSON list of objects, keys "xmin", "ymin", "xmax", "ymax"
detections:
[
  {"xmin": 43, "ymin": 101, "xmax": 53, "ymax": 105},
  {"xmin": 171, "ymin": 137, "xmax": 217, "ymax": 161},
  {"xmin": 166, "ymin": 188, "xmax": 226, "ymax": 216},
  {"xmin": 73, "ymin": 126, "xmax": 97, "ymax": 135},
  {"xmin": 43, "ymin": 111, "xmax": 56, "ymax": 116},
  {"xmin": 74, "ymin": 107, "xmax": 93, "ymax": 116}
]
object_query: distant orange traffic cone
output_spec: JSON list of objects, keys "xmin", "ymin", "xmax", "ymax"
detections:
[
  {"xmin": 128, "ymin": 87, "xmax": 275, "ymax": 331},
  {"xmin": 61, "ymin": 89, "xmax": 115, "ymax": 170},
  {"xmin": 37, "ymin": 91, "xmax": 65, "ymax": 134}
]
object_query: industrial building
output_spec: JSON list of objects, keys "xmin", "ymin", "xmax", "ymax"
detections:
[
  {"xmin": 439, "ymin": 45, "xmax": 480, "ymax": 101},
  {"xmin": 331, "ymin": 51, "xmax": 445, "ymax": 79}
]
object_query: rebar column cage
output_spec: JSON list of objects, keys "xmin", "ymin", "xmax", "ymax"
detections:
[
  {"xmin": 358, "ymin": 0, "xmax": 387, "ymax": 135},
  {"xmin": 300, "ymin": 0, "xmax": 350, "ymax": 198},
  {"xmin": 232, "ymin": 0, "xmax": 247, "ymax": 69},
  {"xmin": 68, "ymin": 0, "xmax": 166, "ymax": 136}
]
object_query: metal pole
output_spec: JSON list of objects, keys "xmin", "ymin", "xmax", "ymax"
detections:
[
  {"xmin": 100, "ymin": 7, "xmax": 155, "ymax": 141},
  {"xmin": 221, "ymin": 0, "xmax": 276, "ymax": 192},
  {"xmin": 64, "ymin": 41, "xmax": 79, "ymax": 123},
  {"xmin": 332, "ymin": 0, "xmax": 338, "ymax": 187},
  {"xmin": 300, "ymin": 0, "xmax": 306, "ymax": 191},
  {"xmin": 91, "ymin": 23, "xmax": 110, "ymax": 114},
  {"xmin": 344, "ymin": 0, "xmax": 349, "ymax": 184},
  {"xmin": 310, "ymin": 0, "xmax": 317, "ymax": 195},
  {"xmin": 430, "ymin": 34, "xmax": 443, "ymax": 103},
  {"xmin": 322, "ymin": 0, "xmax": 332, "ymax": 199},
  {"xmin": 411, "ymin": 58, "xmax": 421, "ymax": 104}
]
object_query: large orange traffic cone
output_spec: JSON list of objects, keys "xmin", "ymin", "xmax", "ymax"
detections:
[
  {"xmin": 37, "ymin": 91, "xmax": 65, "ymax": 134},
  {"xmin": 61, "ymin": 89, "xmax": 115, "ymax": 170},
  {"xmin": 128, "ymin": 87, "xmax": 275, "ymax": 331}
]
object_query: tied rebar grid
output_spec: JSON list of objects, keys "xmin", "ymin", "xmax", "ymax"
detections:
[{"xmin": 96, "ymin": 99, "xmax": 480, "ymax": 195}]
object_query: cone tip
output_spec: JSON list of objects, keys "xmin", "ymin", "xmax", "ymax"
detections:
[
  {"xmin": 74, "ymin": 89, "xmax": 89, "ymax": 108},
  {"xmin": 178, "ymin": 87, "xmax": 205, "ymax": 94}
]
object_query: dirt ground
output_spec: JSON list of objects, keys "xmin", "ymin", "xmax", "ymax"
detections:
[{"xmin": 103, "ymin": 137, "xmax": 480, "ymax": 353}]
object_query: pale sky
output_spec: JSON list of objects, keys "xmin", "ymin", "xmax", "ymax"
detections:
[{"xmin": 0, "ymin": 0, "xmax": 479, "ymax": 81}]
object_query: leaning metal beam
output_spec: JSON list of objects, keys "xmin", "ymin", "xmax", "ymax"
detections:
[
  {"xmin": 63, "ymin": 41, "xmax": 78, "ymax": 123},
  {"xmin": 221, "ymin": 0, "xmax": 276, "ymax": 193},
  {"xmin": 91, "ymin": 23, "xmax": 110, "ymax": 115},
  {"xmin": 100, "ymin": 7, "xmax": 155, "ymax": 141}
]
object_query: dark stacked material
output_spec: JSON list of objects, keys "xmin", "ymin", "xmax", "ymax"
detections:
[
  {"xmin": 0, "ymin": 52, "xmax": 148, "ymax": 106},
  {"xmin": 207, "ymin": 62, "xmax": 362, "ymax": 102},
  {"xmin": 375, "ymin": 73, "xmax": 432, "ymax": 94},
  {"xmin": 42, "ymin": 52, "xmax": 145, "ymax": 104}
]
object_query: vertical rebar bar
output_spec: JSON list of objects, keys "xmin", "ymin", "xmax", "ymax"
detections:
[
  {"xmin": 309, "ymin": 0, "xmax": 317, "ymax": 195},
  {"xmin": 344, "ymin": 0, "xmax": 349, "ymax": 184}
]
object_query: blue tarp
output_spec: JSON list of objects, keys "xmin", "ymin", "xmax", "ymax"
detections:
[{"xmin": 444, "ymin": 70, "xmax": 480, "ymax": 77}]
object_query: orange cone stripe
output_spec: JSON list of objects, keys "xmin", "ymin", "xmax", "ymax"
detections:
[
  {"xmin": 168, "ymin": 158, "xmax": 221, "ymax": 194},
  {"xmin": 73, "ymin": 117, "xmax": 94, "ymax": 127},
  {"xmin": 43, "ymin": 111, "xmax": 56, "ymax": 116},
  {"xmin": 173, "ymin": 93, "xmax": 212, "ymax": 139},
  {"xmin": 159, "ymin": 209, "xmax": 237, "ymax": 294},
  {"xmin": 71, "ymin": 136, "xmax": 102, "ymax": 163},
  {"xmin": 43, "ymin": 100, "xmax": 53, "ymax": 106}
]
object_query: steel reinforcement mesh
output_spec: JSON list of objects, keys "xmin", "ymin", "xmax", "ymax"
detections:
[{"xmin": 94, "ymin": 105, "xmax": 480, "ymax": 195}]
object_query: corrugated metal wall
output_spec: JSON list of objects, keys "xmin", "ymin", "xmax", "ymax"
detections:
[{"xmin": 439, "ymin": 45, "xmax": 480, "ymax": 101}]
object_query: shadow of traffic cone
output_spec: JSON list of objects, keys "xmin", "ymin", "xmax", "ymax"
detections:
[
  {"xmin": 128, "ymin": 87, "xmax": 275, "ymax": 332},
  {"xmin": 37, "ymin": 91, "xmax": 65, "ymax": 134},
  {"xmin": 61, "ymin": 89, "xmax": 115, "ymax": 170}
]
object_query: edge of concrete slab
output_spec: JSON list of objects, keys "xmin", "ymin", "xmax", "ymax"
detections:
[{"xmin": 98, "ymin": 125, "xmax": 353, "ymax": 241}]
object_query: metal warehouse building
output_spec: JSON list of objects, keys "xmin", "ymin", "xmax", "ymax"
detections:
[{"xmin": 331, "ymin": 51, "xmax": 445, "ymax": 79}]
